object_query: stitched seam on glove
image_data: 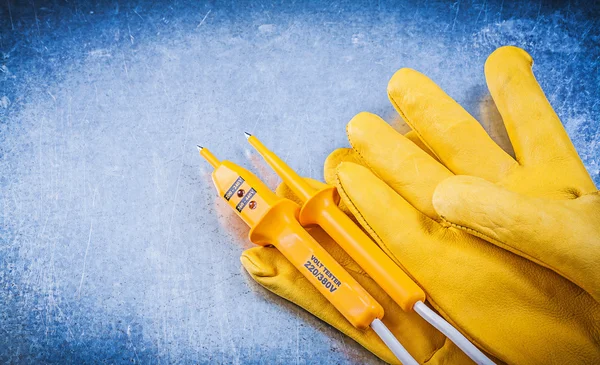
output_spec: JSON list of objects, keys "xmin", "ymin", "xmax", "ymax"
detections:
[
  {"xmin": 345, "ymin": 123, "xmax": 385, "ymax": 181},
  {"xmin": 240, "ymin": 252, "xmax": 264, "ymax": 274},
  {"xmin": 387, "ymin": 91, "xmax": 443, "ymax": 163},
  {"xmin": 438, "ymin": 216, "xmax": 543, "ymax": 264},
  {"xmin": 437, "ymin": 215, "xmax": 592, "ymax": 295},
  {"xmin": 345, "ymin": 123, "xmax": 445, "ymax": 227}
]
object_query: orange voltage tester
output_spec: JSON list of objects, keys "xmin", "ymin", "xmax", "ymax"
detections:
[{"xmin": 197, "ymin": 145, "xmax": 419, "ymax": 365}]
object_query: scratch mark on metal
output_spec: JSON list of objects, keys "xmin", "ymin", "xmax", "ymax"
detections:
[
  {"xmin": 128, "ymin": 23, "xmax": 135, "ymax": 44},
  {"xmin": 133, "ymin": 9, "xmax": 144, "ymax": 21},
  {"xmin": 31, "ymin": 1, "xmax": 40, "ymax": 35},
  {"xmin": 197, "ymin": 10, "xmax": 212, "ymax": 29},
  {"xmin": 127, "ymin": 324, "xmax": 141, "ymax": 364},
  {"xmin": 77, "ymin": 220, "xmax": 93, "ymax": 299},
  {"xmin": 452, "ymin": 0, "xmax": 460, "ymax": 31},
  {"xmin": 250, "ymin": 104, "xmax": 265, "ymax": 132},
  {"xmin": 7, "ymin": 0, "xmax": 14, "ymax": 30}
]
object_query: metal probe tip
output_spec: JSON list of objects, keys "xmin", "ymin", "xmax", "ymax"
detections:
[{"xmin": 244, "ymin": 132, "xmax": 251, "ymax": 139}]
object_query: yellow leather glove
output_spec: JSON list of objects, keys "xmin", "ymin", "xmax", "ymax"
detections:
[
  {"xmin": 241, "ymin": 179, "xmax": 475, "ymax": 365},
  {"xmin": 388, "ymin": 46, "xmax": 600, "ymax": 304},
  {"xmin": 322, "ymin": 46, "xmax": 599, "ymax": 363},
  {"xmin": 325, "ymin": 112, "xmax": 599, "ymax": 364}
]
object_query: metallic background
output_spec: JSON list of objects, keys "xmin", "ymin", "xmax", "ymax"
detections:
[{"xmin": 1, "ymin": 0, "xmax": 598, "ymax": 363}]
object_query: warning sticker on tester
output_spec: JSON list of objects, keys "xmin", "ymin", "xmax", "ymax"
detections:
[
  {"xmin": 303, "ymin": 255, "xmax": 342, "ymax": 293},
  {"xmin": 224, "ymin": 177, "xmax": 244, "ymax": 201}
]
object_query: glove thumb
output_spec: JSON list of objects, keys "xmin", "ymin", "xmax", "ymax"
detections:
[
  {"xmin": 432, "ymin": 175, "xmax": 563, "ymax": 250},
  {"xmin": 433, "ymin": 175, "xmax": 600, "ymax": 302},
  {"xmin": 432, "ymin": 176, "xmax": 539, "ymax": 242}
]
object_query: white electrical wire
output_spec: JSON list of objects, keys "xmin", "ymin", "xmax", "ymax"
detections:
[
  {"xmin": 370, "ymin": 318, "xmax": 419, "ymax": 365},
  {"xmin": 413, "ymin": 301, "xmax": 495, "ymax": 365}
]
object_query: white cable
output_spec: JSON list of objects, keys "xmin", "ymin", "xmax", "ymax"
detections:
[
  {"xmin": 413, "ymin": 301, "xmax": 495, "ymax": 365},
  {"xmin": 370, "ymin": 318, "xmax": 419, "ymax": 365}
]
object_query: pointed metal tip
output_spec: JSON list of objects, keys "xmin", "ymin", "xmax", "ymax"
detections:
[
  {"xmin": 196, "ymin": 145, "xmax": 203, "ymax": 151},
  {"xmin": 244, "ymin": 132, "xmax": 251, "ymax": 139}
]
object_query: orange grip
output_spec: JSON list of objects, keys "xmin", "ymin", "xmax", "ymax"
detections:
[
  {"xmin": 203, "ymin": 153, "xmax": 384, "ymax": 329},
  {"xmin": 250, "ymin": 200, "xmax": 384, "ymax": 329},
  {"xmin": 300, "ymin": 187, "xmax": 426, "ymax": 312}
]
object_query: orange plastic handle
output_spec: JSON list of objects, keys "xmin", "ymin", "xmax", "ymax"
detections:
[
  {"xmin": 301, "ymin": 187, "xmax": 425, "ymax": 312},
  {"xmin": 250, "ymin": 199, "xmax": 384, "ymax": 329},
  {"xmin": 202, "ymin": 151, "xmax": 384, "ymax": 329},
  {"xmin": 246, "ymin": 136, "xmax": 426, "ymax": 312}
]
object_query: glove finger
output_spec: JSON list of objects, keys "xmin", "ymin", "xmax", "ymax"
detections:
[
  {"xmin": 484, "ymin": 47, "xmax": 584, "ymax": 168},
  {"xmin": 387, "ymin": 68, "xmax": 517, "ymax": 182},
  {"xmin": 322, "ymin": 130, "xmax": 438, "ymax": 188},
  {"xmin": 240, "ymin": 240, "xmax": 450, "ymax": 364},
  {"xmin": 323, "ymin": 147, "xmax": 364, "ymax": 187},
  {"xmin": 346, "ymin": 112, "xmax": 453, "ymax": 219},
  {"xmin": 335, "ymin": 161, "xmax": 444, "ymax": 267},
  {"xmin": 240, "ymin": 246, "xmax": 391, "ymax": 361},
  {"xmin": 323, "ymin": 147, "xmax": 368, "ymax": 218},
  {"xmin": 433, "ymin": 175, "xmax": 600, "ymax": 303}
]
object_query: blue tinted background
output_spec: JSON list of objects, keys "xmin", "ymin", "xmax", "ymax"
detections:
[{"xmin": 1, "ymin": 1, "xmax": 599, "ymax": 364}]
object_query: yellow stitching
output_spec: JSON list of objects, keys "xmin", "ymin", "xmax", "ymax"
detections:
[{"xmin": 438, "ymin": 216, "xmax": 587, "ymax": 294}]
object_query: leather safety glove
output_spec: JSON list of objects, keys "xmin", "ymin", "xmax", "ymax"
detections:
[
  {"xmin": 389, "ymin": 46, "xmax": 600, "ymax": 304},
  {"xmin": 241, "ymin": 179, "xmax": 474, "ymax": 365},
  {"xmin": 320, "ymin": 47, "xmax": 600, "ymax": 363},
  {"xmin": 326, "ymin": 113, "xmax": 599, "ymax": 365}
]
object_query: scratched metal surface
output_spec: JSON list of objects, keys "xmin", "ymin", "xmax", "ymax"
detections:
[{"xmin": 1, "ymin": 0, "xmax": 599, "ymax": 364}]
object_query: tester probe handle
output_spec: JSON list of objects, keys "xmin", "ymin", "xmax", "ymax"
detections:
[
  {"xmin": 249, "ymin": 199, "xmax": 384, "ymax": 329},
  {"xmin": 300, "ymin": 187, "xmax": 426, "ymax": 312}
]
